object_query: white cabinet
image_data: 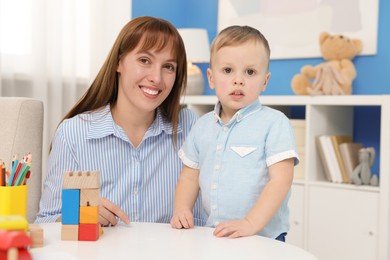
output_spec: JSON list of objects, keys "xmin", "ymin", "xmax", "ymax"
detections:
[
  {"xmin": 181, "ymin": 95, "xmax": 390, "ymax": 260},
  {"xmin": 307, "ymin": 186, "xmax": 378, "ymax": 260},
  {"xmin": 288, "ymin": 184, "xmax": 305, "ymax": 248}
]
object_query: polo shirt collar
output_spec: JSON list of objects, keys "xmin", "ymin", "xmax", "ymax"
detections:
[{"xmin": 213, "ymin": 99, "xmax": 262, "ymax": 124}]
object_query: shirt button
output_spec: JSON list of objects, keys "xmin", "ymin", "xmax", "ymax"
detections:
[
  {"xmin": 214, "ymin": 164, "xmax": 220, "ymax": 171},
  {"xmin": 216, "ymin": 144, "xmax": 222, "ymax": 151},
  {"xmin": 223, "ymin": 126, "xmax": 228, "ymax": 132},
  {"xmin": 211, "ymin": 205, "xmax": 217, "ymax": 210},
  {"xmin": 134, "ymin": 188, "xmax": 138, "ymax": 195},
  {"xmin": 215, "ymin": 221, "xmax": 220, "ymax": 226},
  {"xmin": 211, "ymin": 184, "xmax": 217, "ymax": 190}
]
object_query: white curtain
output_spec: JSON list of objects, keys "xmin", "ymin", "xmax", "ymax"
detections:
[{"xmin": 0, "ymin": 0, "xmax": 132, "ymax": 179}]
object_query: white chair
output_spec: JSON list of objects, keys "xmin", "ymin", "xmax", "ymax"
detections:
[{"xmin": 0, "ymin": 97, "xmax": 44, "ymax": 223}]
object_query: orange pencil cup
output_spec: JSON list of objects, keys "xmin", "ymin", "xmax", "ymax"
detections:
[{"xmin": 0, "ymin": 185, "xmax": 28, "ymax": 217}]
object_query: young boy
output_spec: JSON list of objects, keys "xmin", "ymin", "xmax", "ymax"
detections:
[{"xmin": 170, "ymin": 25, "xmax": 299, "ymax": 241}]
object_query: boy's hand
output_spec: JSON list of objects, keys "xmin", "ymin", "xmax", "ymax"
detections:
[
  {"xmin": 213, "ymin": 218, "xmax": 257, "ymax": 238},
  {"xmin": 170, "ymin": 209, "xmax": 194, "ymax": 229}
]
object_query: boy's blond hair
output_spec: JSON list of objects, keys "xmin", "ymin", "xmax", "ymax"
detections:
[{"xmin": 210, "ymin": 25, "xmax": 271, "ymax": 69}]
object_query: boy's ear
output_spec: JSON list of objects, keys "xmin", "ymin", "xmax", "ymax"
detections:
[
  {"xmin": 207, "ymin": 68, "xmax": 215, "ymax": 90},
  {"xmin": 261, "ymin": 72, "xmax": 271, "ymax": 92}
]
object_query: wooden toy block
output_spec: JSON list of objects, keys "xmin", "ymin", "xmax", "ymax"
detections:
[
  {"xmin": 78, "ymin": 223, "xmax": 99, "ymax": 241},
  {"xmin": 27, "ymin": 224, "xmax": 43, "ymax": 248},
  {"xmin": 61, "ymin": 225, "xmax": 79, "ymax": 241},
  {"xmin": 80, "ymin": 188, "xmax": 99, "ymax": 206},
  {"xmin": 62, "ymin": 189, "xmax": 80, "ymax": 225},
  {"xmin": 63, "ymin": 171, "xmax": 100, "ymax": 189},
  {"xmin": 0, "ymin": 215, "xmax": 28, "ymax": 231},
  {"xmin": 79, "ymin": 206, "xmax": 99, "ymax": 224}
]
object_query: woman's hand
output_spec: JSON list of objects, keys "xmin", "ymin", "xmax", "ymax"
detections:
[
  {"xmin": 170, "ymin": 209, "xmax": 194, "ymax": 229},
  {"xmin": 99, "ymin": 197, "xmax": 130, "ymax": 226}
]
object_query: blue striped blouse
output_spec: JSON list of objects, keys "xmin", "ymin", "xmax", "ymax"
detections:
[{"xmin": 35, "ymin": 105, "xmax": 205, "ymax": 225}]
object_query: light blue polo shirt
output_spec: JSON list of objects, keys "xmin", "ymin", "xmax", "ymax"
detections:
[{"xmin": 179, "ymin": 100, "xmax": 299, "ymax": 238}]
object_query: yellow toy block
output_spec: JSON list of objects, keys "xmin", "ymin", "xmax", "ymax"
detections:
[
  {"xmin": 79, "ymin": 206, "xmax": 99, "ymax": 224},
  {"xmin": 0, "ymin": 215, "xmax": 28, "ymax": 231}
]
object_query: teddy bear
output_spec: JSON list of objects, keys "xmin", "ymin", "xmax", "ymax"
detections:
[
  {"xmin": 291, "ymin": 32, "xmax": 363, "ymax": 95},
  {"xmin": 350, "ymin": 147, "xmax": 379, "ymax": 186}
]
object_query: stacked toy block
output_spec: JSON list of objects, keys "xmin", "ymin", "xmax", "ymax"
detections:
[{"xmin": 61, "ymin": 171, "xmax": 102, "ymax": 241}]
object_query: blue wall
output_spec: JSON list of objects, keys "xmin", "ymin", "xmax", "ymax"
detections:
[
  {"xmin": 133, "ymin": 0, "xmax": 389, "ymax": 96},
  {"xmin": 133, "ymin": 0, "xmax": 387, "ymax": 174}
]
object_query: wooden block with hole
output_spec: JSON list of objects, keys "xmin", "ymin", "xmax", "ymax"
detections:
[
  {"xmin": 80, "ymin": 188, "xmax": 99, "ymax": 206},
  {"xmin": 63, "ymin": 171, "xmax": 100, "ymax": 189}
]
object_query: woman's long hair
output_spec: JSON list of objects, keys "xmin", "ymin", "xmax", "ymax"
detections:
[{"xmin": 59, "ymin": 16, "xmax": 187, "ymax": 145}]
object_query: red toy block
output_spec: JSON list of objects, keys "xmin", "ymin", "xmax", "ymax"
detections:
[
  {"xmin": 0, "ymin": 230, "xmax": 32, "ymax": 260},
  {"xmin": 0, "ymin": 230, "xmax": 31, "ymax": 250},
  {"xmin": 78, "ymin": 223, "xmax": 99, "ymax": 241}
]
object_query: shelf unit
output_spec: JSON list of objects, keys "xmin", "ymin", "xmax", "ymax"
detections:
[{"xmin": 181, "ymin": 95, "xmax": 390, "ymax": 260}]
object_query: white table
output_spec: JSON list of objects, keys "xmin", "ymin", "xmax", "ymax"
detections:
[{"xmin": 30, "ymin": 222, "xmax": 317, "ymax": 260}]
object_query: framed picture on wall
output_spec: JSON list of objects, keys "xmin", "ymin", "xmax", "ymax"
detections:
[{"xmin": 218, "ymin": 0, "xmax": 379, "ymax": 60}]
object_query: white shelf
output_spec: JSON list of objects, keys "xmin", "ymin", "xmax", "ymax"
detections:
[
  {"xmin": 307, "ymin": 181, "xmax": 380, "ymax": 192},
  {"xmin": 181, "ymin": 94, "xmax": 390, "ymax": 260},
  {"xmin": 182, "ymin": 95, "xmax": 390, "ymax": 106}
]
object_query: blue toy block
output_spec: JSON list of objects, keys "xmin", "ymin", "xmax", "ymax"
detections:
[{"xmin": 62, "ymin": 189, "xmax": 80, "ymax": 224}]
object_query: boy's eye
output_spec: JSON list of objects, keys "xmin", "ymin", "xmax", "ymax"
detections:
[
  {"xmin": 223, "ymin": 68, "xmax": 232, "ymax": 73},
  {"xmin": 247, "ymin": 69, "xmax": 255, "ymax": 75}
]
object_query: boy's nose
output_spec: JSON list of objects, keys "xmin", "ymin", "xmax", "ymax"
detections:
[{"xmin": 233, "ymin": 79, "xmax": 244, "ymax": 86}]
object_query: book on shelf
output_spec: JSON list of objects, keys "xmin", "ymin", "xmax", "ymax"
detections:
[
  {"xmin": 316, "ymin": 135, "xmax": 353, "ymax": 183},
  {"xmin": 330, "ymin": 135, "xmax": 353, "ymax": 183},
  {"xmin": 339, "ymin": 142, "xmax": 363, "ymax": 182},
  {"xmin": 316, "ymin": 135, "xmax": 341, "ymax": 183},
  {"xmin": 290, "ymin": 119, "xmax": 306, "ymax": 180},
  {"xmin": 316, "ymin": 136, "xmax": 331, "ymax": 182}
]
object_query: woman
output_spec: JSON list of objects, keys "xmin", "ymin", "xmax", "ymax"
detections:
[{"xmin": 36, "ymin": 16, "xmax": 205, "ymax": 227}]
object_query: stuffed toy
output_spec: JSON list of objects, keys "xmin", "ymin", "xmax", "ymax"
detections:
[
  {"xmin": 350, "ymin": 147, "xmax": 379, "ymax": 186},
  {"xmin": 291, "ymin": 32, "xmax": 363, "ymax": 95}
]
